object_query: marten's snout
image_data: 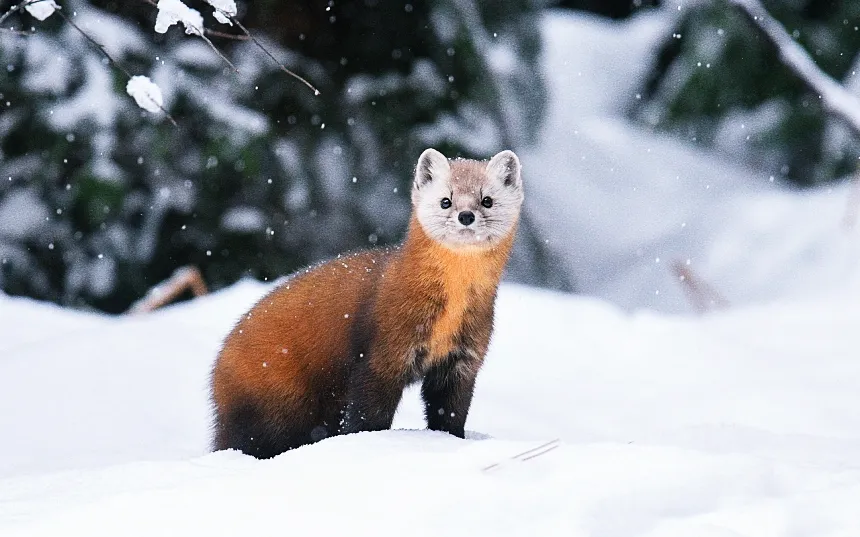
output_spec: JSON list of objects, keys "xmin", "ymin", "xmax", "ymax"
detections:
[{"xmin": 458, "ymin": 211, "xmax": 475, "ymax": 226}]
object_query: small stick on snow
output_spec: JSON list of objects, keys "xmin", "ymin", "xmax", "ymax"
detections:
[
  {"xmin": 729, "ymin": 0, "xmax": 860, "ymax": 139},
  {"xmin": 671, "ymin": 260, "xmax": 730, "ymax": 314},
  {"xmin": 52, "ymin": 7, "xmax": 178, "ymax": 127},
  {"xmin": 482, "ymin": 439, "xmax": 561, "ymax": 472},
  {"xmin": 227, "ymin": 14, "xmax": 320, "ymax": 96},
  {"xmin": 127, "ymin": 265, "xmax": 209, "ymax": 314},
  {"xmin": 842, "ymin": 172, "xmax": 860, "ymax": 231}
]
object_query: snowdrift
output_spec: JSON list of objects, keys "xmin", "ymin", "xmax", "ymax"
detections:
[{"xmin": 2, "ymin": 279, "xmax": 860, "ymax": 535}]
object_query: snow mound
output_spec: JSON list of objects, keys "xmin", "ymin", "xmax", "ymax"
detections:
[
  {"xmin": 5, "ymin": 432, "xmax": 860, "ymax": 537},
  {"xmin": 1, "ymin": 278, "xmax": 860, "ymax": 534}
]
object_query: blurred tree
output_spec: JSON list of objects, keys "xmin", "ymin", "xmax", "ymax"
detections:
[
  {"xmin": 0, "ymin": 0, "xmax": 547, "ymax": 312},
  {"xmin": 633, "ymin": 0, "xmax": 860, "ymax": 186},
  {"xmin": 548, "ymin": 0, "xmax": 660, "ymax": 19}
]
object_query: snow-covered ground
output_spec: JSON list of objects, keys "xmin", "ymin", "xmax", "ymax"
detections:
[
  {"xmin": 3, "ymin": 6, "xmax": 860, "ymax": 537},
  {"xmin": 3, "ymin": 278, "xmax": 860, "ymax": 536}
]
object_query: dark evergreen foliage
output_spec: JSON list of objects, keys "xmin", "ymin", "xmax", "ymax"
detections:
[
  {"xmin": 633, "ymin": 0, "xmax": 860, "ymax": 187},
  {"xmin": 0, "ymin": 0, "xmax": 547, "ymax": 312}
]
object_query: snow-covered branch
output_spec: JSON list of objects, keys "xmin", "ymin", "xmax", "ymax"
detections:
[
  {"xmin": 0, "ymin": 0, "xmax": 54, "ymax": 26},
  {"xmin": 142, "ymin": 0, "xmax": 318, "ymax": 93},
  {"xmin": 1, "ymin": 0, "xmax": 319, "ymax": 123},
  {"xmin": 153, "ymin": 0, "xmax": 239, "ymax": 73},
  {"xmin": 49, "ymin": 6, "xmax": 179, "ymax": 126},
  {"xmin": 729, "ymin": 0, "xmax": 860, "ymax": 138}
]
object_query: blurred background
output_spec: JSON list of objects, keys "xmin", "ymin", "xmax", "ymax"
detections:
[{"xmin": 2, "ymin": 0, "xmax": 860, "ymax": 314}]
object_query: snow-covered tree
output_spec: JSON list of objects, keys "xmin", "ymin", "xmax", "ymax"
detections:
[
  {"xmin": 633, "ymin": 0, "xmax": 860, "ymax": 187},
  {"xmin": 0, "ymin": 0, "xmax": 547, "ymax": 312}
]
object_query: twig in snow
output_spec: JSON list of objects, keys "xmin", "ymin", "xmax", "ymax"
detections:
[
  {"xmin": 227, "ymin": 13, "xmax": 320, "ymax": 96},
  {"xmin": 53, "ymin": 7, "xmax": 178, "ymax": 127},
  {"xmin": 842, "ymin": 172, "xmax": 860, "ymax": 231},
  {"xmin": 671, "ymin": 260, "xmax": 729, "ymax": 314},
  {"xmin": 482, "ymin": 438, "xmax": 560, "ymax": 472},
  {"xmin": 728, "ymin": 0, "xmax": 860, "ymax": 139},
  {"xmin": 127, "ymin": 265, "xmax": 209, "ymax": 314}
]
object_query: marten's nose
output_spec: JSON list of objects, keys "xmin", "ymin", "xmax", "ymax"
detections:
[{"xmin": 458, "ymin": 211, "xmax": 475, "ymax": 226}]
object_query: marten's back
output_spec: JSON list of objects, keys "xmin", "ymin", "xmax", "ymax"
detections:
[{"xmin": 210, "ymin": 248, "xmax": 394, "ymax": 453}]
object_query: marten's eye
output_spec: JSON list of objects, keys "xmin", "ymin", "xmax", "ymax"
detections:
[
  {"xmin": 481, "ymin": 196, "xmax": 493, "ymax": 208},
  {"xmin": 440, "ymin": 198, "xmax": 452, "ymax": 209}
]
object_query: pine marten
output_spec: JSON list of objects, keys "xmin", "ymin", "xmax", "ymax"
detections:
[{"xmin": 210, "ymin": 148, "xmax": 524, "ymax": 458}]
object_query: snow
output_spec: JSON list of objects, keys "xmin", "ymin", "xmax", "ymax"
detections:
[
  {"xmin": 2, "ymin": 278, "xmax": 860, "ymax": 535},
  {"xmin": 519, "ymin": 10, "xmax": 860, "ymax": 313},
  {"xmin": 49, "ymin": 55, "xmax": 119, "ymax": 129},
  {"xmin": 125, "ymin": 75, "xmax": 164, "ymax": 114},
  {"xmin": 75, "ymin": 9, "xmax": 148, "ymax": 59},
  {"xmin": 205, "ymin": 0, "xmax": 236, "ymax": 25},
  {"xmin": 0, "ymin": 189, "xmax": 49, "ymax": 240},
  {"xmin": 21, "ymin": 34, "xmax": 72, "ymax": 95},
  {"xmin": 220, "ymin": 206, "xmax": 266, "ymax": 233},
  {"xmin": 23, "ymin": 0, "xmax": 58, "ymax": 21},
  {"xmin": 154, "ymin": 0, "xmax": 204, "ymax": 36},
  {"xmin": 3, "ymin": 6, "xmax": 860, "ymax": 536}
]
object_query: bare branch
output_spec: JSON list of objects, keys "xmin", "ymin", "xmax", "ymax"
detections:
[
  {"xmin": 227, "ymin": 14, "xmax": 321, "ymax": 96},
  {"xmin": 53, "ymin": 7, "xmax": 179, "ymax": 127},
  {"xmin": 191, "ymin": 24, "xmax": 240, "ymax": 74},
  {"xmin": 127, "ymin": 265, "xmax": 209, "ymax": 314},
  {"xmin": 671, "ymin": 260, "xmax": 730, "ymax": 314},
  {"xmin": 729, "ymin": 0, "xmax": 860, "ymax": 138},
  {"xmin": 204, "ymin": 27, "xmax": 248, "ymax": 41},
  {"xmin": 842, "ymin": 172, "xmax": 860, "ymax": 231}
]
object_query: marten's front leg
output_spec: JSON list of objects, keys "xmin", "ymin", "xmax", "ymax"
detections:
[
  {"xmin": 421, "ymin": 352, "xmax": 480, "ymax": 438},
  {"xmin": 339, "ymin": 358, "xmax": 405, "ymax": 435}
]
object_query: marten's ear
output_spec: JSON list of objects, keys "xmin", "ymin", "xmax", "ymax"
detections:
[
  {"xmin": 486, "ymin": 150, "xmax": 521, "ymax": 189},
  {"xmin": 413, "ymin": 148, "xmax": 450, "ymax": 190}
]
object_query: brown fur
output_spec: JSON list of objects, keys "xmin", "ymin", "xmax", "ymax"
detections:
[{"xmin": 210, "ymin": 160, "xmax": 518, "ymax": 457}]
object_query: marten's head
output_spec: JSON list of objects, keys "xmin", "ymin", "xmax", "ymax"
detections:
[{"xmin": 412, "ymin": 148, "xmax": 524, "ymax": 251}]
